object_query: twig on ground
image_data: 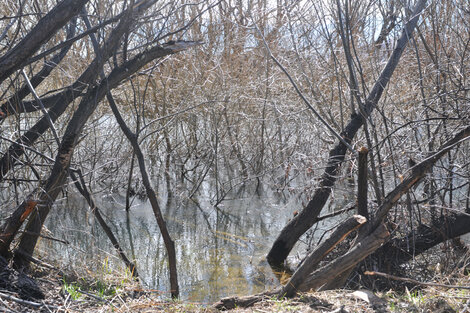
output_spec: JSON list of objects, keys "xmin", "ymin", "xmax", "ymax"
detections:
[
  {"xmin": 365, "ymin": 271, "xmax": 470, "ymax": 290},
  {"xmin": 0, "ymin": 297, "xmax": 20, "ymax": 313},
  {"xmin": 77, "ymin": 288, "xmax": 107, "ymax": 302},
  {"xmin": 0, "ymin": 291, "xmax": 59, "ymax": 310}
]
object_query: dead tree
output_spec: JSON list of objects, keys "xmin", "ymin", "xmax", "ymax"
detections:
[
  {"xmin": 284, "ymin": 125, "xmax": 470, "ymax": 297},
  {"xmin": 0, "ymin": 2, "xmax": 204, "ymax": 300},
  {"xmin": 267, "ymin": 0, "xmax": 428, "ymax": 266},
  {"xmin": 216, "ymin": 125, "xmax": 470, "ymax": 309}
]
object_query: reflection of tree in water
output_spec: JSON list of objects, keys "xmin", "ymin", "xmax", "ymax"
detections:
[{"xmin": 40, "ymin": 187, "xmax": 326, "ymax": 302}]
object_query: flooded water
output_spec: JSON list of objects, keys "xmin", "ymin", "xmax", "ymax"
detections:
[{"xmin": 37, "ymin": 185, "xmax": 351, "ymax": 303}]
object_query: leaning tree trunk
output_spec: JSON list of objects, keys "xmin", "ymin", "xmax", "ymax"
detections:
[
  {"xmin": 375, "ymin": 211, "xmax": 470, "ymax": 267},
  {"xmin": 0, "ymin": 2, "xmax": 142, "ymax": 260},
  {"xmin": 0, "ymin": 0, "xmax": 89, "ymax": 84},
  {"xmin": 0, "ymin": 0, "xmax": 198, "ymax": 263},
  {"xmin": 220, "ymin": 126, "xmax": 470, "ymax": 308},
  {"xmin": 267, "ymin": 0, "xmax": 428, "ymax": 265},
  {"xmin": 107, "ymin": 86, "xmax": 185, "ymax": 298}
]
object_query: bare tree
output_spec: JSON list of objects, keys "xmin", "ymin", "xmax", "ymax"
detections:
[
  {"xmin": 0, "ymin": 0, "xmax": 205, "ymax": 298},
  {"xmin": 267, "ymin": 0, "xmax": 428, "ymax": 266}
]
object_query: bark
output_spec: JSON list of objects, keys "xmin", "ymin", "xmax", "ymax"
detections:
[
  {"xmin": 0, "ymin": 199, "xmax": 38, "ymax": 257},
  {"xmin": 298, "ymin": 224, "xmax": 389, "ymax": 292},
  {"xmin": 326, "ymin": 125, "xmax": 470, "ymax": 289},
  {"xmin": 375, "ymin": 12, "xmax": 398, "ymax": 47},
  {"xmin": 0, "ymin": 12, "xmax": 126, "ymax": 119},
  {"xmin": 0, "ymin": 0, "xmax": 89, "ymax": 84},
  {"xmin": 0, "ymin": 18, "xmax": 77, "ymax": 117},
  {"xmin": 375, "ymin": 212, "xmax": 470, "ymax": 267},
  {"xmin": 0, "ymin": 88, "xmax": 83, "ymax": 183},
  {"xmin": 357, "ymin": 147, "xmax": 369, "ymax": 226},
  {"xmin": 267, "ymin": 0, "xmax": 428, "ymax": 265},
  {"xmin": 107, "ymin": 92, "xmax": 179, "ymax": 298},
  {"xmin": 280, "ymin": 215, "xmax": 367, "ymax": 298}
]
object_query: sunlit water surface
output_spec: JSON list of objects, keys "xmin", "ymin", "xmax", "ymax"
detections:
[{"xmin": 37, "ymin": 188, "xmax": 349, "ymax": 303}]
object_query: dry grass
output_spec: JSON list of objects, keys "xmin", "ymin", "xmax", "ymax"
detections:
[{"xmin": 2, "ymin": 254, "xmax": 470, "ymax": 312}]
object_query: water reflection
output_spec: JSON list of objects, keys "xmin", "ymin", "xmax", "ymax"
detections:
[{"xmin": 38, "ymin": 190, "xmax": 347, "ymax": 303}]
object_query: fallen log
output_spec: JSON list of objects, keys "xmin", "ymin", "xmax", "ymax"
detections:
[
  {"xmin": 213, "ymin": 288, "xmax": 280, "ymax": 310},
  {"xmin": 373, "ymin": 211, "xmax": 470, "ymax": 267},
  {"xmin": 298, "ymin": 223, "xmax": 389, "ymax": 292},
  {"xmin": 281, "ymin": 215, "xmax": 367, "ymax": 297},
  {"xmin": 0, "ymin": 292, "xmax": 58, "ymax": 310}
]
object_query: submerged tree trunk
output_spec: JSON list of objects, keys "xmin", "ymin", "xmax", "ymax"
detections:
[
  {"xmin": 107, "ymin": 91, "xmax": 180, "ymax": 298},
  {"xmin": 267, "ymin": 0, "xmax": 428, "ymax": 266},
  {"xmin": 70, "ymin": 170, "xmax": 139, "ymax": 277}
]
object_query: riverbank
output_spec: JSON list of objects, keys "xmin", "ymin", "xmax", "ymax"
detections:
[{"xmin": 1, "ymin": 257, "xmax": 468, "ymax": 312}]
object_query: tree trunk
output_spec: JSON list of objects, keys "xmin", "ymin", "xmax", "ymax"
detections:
[
  {"xmin": 107, "ymin": 92, "xmax": 180, "ymax": 298},
  {"xmin": 280, "ymin": 215, "xmax": 367, "ymax": 298},
  {"xmin": 267, "ymin": 0, "xmax": 428, "ymax": 265},
  {"xmin": 375, "ymin": 212, "xmax": 470, "ymax": 267},
  {"xmin": 0, "ymin": 0, "xmax": 89, "ymax": 84},
  {"xmin": 319, "ymin": 146, "xmax": 369, "ymax": 290},
  {"xmin": 298, "ymin": 224, "xmax": 389, "ymax": 292}
]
